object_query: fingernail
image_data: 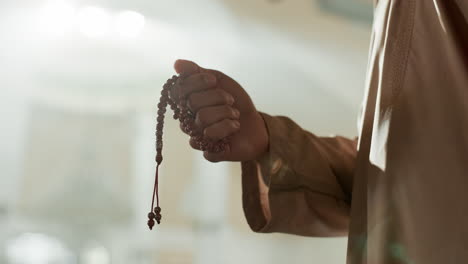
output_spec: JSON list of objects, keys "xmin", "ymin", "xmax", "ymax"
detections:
[
  {"xmin": 204, "ymin": 74, "xmax": 216, "ymax": 84},
  {"xmin": 233, "ymin": 121, "xmax": 240, "ymax": 128},
  {"xmin": 234, "ymin": 108, "xmax": 240, "ymax": 117}
]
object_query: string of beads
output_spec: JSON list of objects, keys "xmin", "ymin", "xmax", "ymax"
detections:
[{"xmin": 147, "ymin": 74, "xmax": 230, "ymax": 230}]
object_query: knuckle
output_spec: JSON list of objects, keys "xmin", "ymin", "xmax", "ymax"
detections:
[
  {"xmin": 189, "ymin": 138, "xmax": 200, "ymax": 150},
  {"xmin": 229, "ymin": 119, "xmax": 238, "ymax": 129},
  {"xmin": 187, "ymin": 94, "xmax": 198, "ymax": 111},
  {"xmin": 181, "ymin": 74, "xmax": 205, "ymax": 94},
  {"xmin": 225, "ymin": 105, "xmax": 236, "ymax": 118},
  {"xmin": 226, "ymin": 121, "xmax": 239, "ymax": 135},
  {"xmin": 204, "ymin": 126, "xmax": 221, "ymax": 141},
  {"xmin": 222, "ymin": 104, "xmax": 231, "ymax": 114},
  {"xmin": 198, "ymin": 73, "xmax": 207, "ymax": 82},
  {"xmin": 203, "ymin": 126, "xmax": 214, "ymax": 138},
  {"xmin": 218, "ymin": 90, "xmax": 233, "ymax": 105},
  {"xmin": 196, "ymin": 73, "xmax": 213, "ymax": 87},
  {"xmin": 226, "ymin": 94, "xmax": 234, "ymax": 105},
  {"xmin": 209, "ymin": 69, "xmax": 224, "ymax": 79},
  {"xmin": 196, "ymin": 108, "xmax": 208, "ymax": 127},
  {"xmin": 203, "ymin": 152, "xmax": 220, "ymax": 163},
  {"xmin": 186, "ymin": 73, "xmax": 202, "ymax": 84},
  {"xmin": 190, "ymin": 144, "xmax": 199, "ymax": 150},
  {"xmin": 220, "ymin": 120, "xmax": 239, "ymax": 137}
]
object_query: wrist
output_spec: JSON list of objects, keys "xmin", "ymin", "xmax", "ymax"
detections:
[{"xmin": 253, "ymin": 111, "xmax": 270, "ymax": 161}]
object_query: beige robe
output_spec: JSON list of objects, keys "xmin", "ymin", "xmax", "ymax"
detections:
[{"xmin": 241, "ymin": 1, "xmax": 468, "ymax": 263}]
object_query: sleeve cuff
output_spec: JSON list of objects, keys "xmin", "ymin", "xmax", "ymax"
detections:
[
  {"xmin": 240, "ymin": 112, "xmax": 350, "ymax": 234},
  {"xmin": 240, "ymin": 112, "xmax": 285, "ymax": 232}
]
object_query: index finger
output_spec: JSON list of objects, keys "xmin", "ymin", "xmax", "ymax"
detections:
[
  {"xmin": 174, "ymin": 59, "xmax": 203, "ymax": 76},
  {"xmin": 172, "ymin": 73, "xmax": 217, "ymax": 101}
]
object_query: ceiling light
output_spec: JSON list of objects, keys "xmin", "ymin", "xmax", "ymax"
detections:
[
  {"xmin": 114, "ymin": 10, "xmax": 146, "ymax": 38},
  {"xmin": 37, "ymin": 1, "xmax": 76, "ymax": 36}
]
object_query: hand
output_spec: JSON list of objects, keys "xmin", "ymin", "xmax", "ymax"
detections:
[{"xmin": 172, "ymin": 59, "xmax": 269, "ymax": 162}]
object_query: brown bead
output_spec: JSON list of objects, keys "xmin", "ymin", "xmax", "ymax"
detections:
[
  {"xmin": 212, "ymin": 145, "xmax": 219, "ymax": 153},
  {"xmin": 148, "ymin": 219, "xmax": 155, "ymax": 230},
  {"xmin": 155, "ymin": 209, "xmax": 162, "ymax": 224},
  {"xmin": 156, "ymin": 155, "xmax": 163, "ymax": 164},
  {"xmin": 157, "ymin": 116, "xmax": 164, "ymax": 122},
  {"xmin": 148, "ymin": 212, "xmax": 155, "ymax": 219}
]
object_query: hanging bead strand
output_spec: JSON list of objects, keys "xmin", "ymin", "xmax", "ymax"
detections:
[{"xmin": 147, "ymin": 74, "xmax": 231, "ymax": 230}]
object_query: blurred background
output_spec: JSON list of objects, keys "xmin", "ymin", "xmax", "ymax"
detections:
[{"xmin": 0, "ymin": 0, "xmax": 372, "ymax": 263}]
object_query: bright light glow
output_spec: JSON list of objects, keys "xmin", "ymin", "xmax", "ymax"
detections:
[
  {"xmin": 76, "ymin": 6, "xmax": 111, "ymax": 38},
  {"xmin": 37, "ymin": 1, "xmax": 76, "ymax": 36},
  {"xmin": 37, "ymin": 4, "xmax": 146, "ymax": 39},
  {"xmin": 82, "ymin": 245, "xmax": 110, "ymax": 264},
  {"xmin": 114, "ymin": 10, "xmax": 146, "ymax": 38},
  {"xmin": 6, "ymin": 233, "xmax": 73, "ymax": 264}
]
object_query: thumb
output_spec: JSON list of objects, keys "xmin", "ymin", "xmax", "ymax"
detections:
[{"xmin": 174, "ymin": 59, "xmax": 206, "ymax": 76}]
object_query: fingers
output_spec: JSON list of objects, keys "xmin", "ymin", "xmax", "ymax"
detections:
[
  {"xmin": 188, "ymin": 118, "xmax": 239, "ymax": 153},
  {"xmin": 182, "ymin": 104, "xmax": 240, "ymax": 141},
  {"xmin": 195, "ymin": 105, "xmax": 240, "ymax": 129},
  {"xmin": 203, "ymin": 118, "xmax": 240, "ymax": 142},
  {"xmin": 203, "ymin": 146, "xmax": 231, "ymax": 163},
  {"xmin": 187, "ymin": 89, "xmax": 235, "ymax": 113},
  {"xmin": 170, "ymin": 72, "xmax": 217, "ymax": 103},
  {"xmin": 189, "ymin": 137, "xmax": 201, "ymax": 150},
  {"xmin": 189, "ymin": 137, "xmax": 232, "ymax": 163},
  {"xmin": 182, "ymin": 73, "xmax": 217, "ymax": 97},
  {"xmin": 174, "ymin": 59, "xmax": 203, "ymax": 76}
]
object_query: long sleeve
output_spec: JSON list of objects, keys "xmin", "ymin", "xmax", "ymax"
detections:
[{"xmin": 241, "ymin": 112, "xmax": 357, "ymax": 237}]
